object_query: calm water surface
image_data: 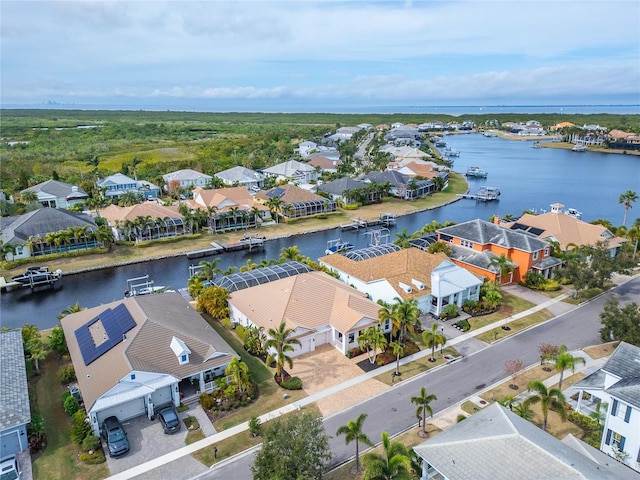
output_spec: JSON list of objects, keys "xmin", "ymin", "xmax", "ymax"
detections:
[{"xmin": 2, "ymin": 134, "xmax": 638, "ymax": 330}]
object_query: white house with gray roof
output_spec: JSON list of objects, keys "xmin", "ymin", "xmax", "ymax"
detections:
[
  {"xmin": 574, "ymin": 342, "xmax": 640, "ymax": 472},
  {"xmin": 0, "ymin": 330, "xmax": 31, "ymax": 455},
  {"xmin": 97, "ymin": 173, "xmax": 160, "ymax": 199},
  {"xmin": 414, "ymin": 402, "xmax": 636, "ymax": 480},
  {"xmin": 162, "ymin": 169, "xmax": 212, "ymax": 190},
  {"xmin": 215, "ymin": 166, "xmax": 265, "ymax": 190},
  {"xmin": 21, "ymin": 180, "xmax": 88, "ymax": 209},
  {"xmin": 261, "ymin": 160, "xmax": 318, "ymax": 184}
]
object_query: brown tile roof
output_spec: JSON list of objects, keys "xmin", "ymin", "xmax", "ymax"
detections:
[
  {"xmin": 254, "ymin": 184, "xmax": 328, "ymax": 204},
  {"xmin": 101, "ymin": 203, "xmax": 182, "ymax": 223},
  {"xmin": 229, "ymin": 271, "xmax": 380, "ymax": 335},
  {"xmin": 507, "ymin": 212, "xmax": 626, "ymax": 250},
  {"xmin": 308, "ymin": 156, "xmax": 341, "ymax": 170},
  {"xmin": 396, "ymin": 161, "xmax": 439, "ymax": 178},
  {"xmin": 190, "ymin": 186, "xmax": 268, "ymax": 213},
  {"xmin": 60, "ymin": 293, "xmax": 237, "ymax": 411},
  {"xmin": 319, "ymin": 249, "xmax": 451, "ymax": 299}
]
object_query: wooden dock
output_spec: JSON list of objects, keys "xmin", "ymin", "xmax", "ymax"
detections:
[
  {"xmin": 186, "ymin": 242, "xmax": 225, "ymax": 259},
  {"xmin": 457, "ymin": 187, "xmax": 500, "ymax": 202},
  {"xmin": 341, "ymin": 217, "xmax": 369, "ymax": 231}
]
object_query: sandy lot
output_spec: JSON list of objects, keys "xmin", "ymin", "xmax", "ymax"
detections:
[{"xmin": 289, "ymin": 344, "xmax": 390, "ymax": 417}]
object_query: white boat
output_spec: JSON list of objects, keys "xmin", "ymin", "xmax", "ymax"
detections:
[
  {"xmin": 465, "ymin": 166, "xmax": 488, "ymax": 178},
  {"xmin": 445, "ymin": 147, "xmax": 460, "ymax": 157},
  {"xmin": 11, "ymin": 266, "xmax": 62, "ymax": 285},
  {"xmin": 477, "ymin": 186, "xmax": 501, "ymax": 199},
  {"xmin": 125, "ymin": 275, "xmax": 167, "ymax": 297},
  {"xmin": 325, "ymin": 239, "xmax": 354, "ymax": 255},
  {"xmin": 565, "ymin": 207, "xmax": 583, "ymax": 219},
  {"xmin": 572, "ymin": 144, "xmax": 587, "ymax": 152}
]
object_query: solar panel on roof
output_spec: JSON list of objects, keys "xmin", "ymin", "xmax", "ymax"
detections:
[
  {"xmin": 74, "ymin": 304, "xmax": 137, "ymax": 366},
  {"xmin": 511, "ymin": 223, "xmax": 528, "ymax": 231},
  {"xmin": 529, "ymin": 227, "xmax": 545, "ymax": 236},
  {"xmin": 267, "ymin": 187, "xmax": 284, "ymax": 198}
]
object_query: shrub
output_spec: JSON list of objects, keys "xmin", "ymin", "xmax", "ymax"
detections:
[
  {"xmin": 63, "ymin": 395, "xmax": 80, "ymax": 416},
  {"xmin": 61, "ymin": 391, "xmax": 71, "ymax": 403},
  {"xmin": 440, "ymin": 304, "xmax": 459, "ymax": 319},
  {"xmin": 200, "ymin": 393, "xmax": 216, "ymax": 411},
  {"xmin": 454, "ymin": 319, "xmax": 470, "ymax": 331},
  {"xmin": 82, "ymin": 434, "xmax": 101, "ymax": 452},
  {"xmin": 281, "ymin": 376, "xmax": 303, "ymax": 390},
  {"xmin": 249, "ymin": 416, "xmax": 262, "ymax": 437},
  {"xmin": 221, "ymin": 317, "xmax": 234, "ymax": 329},
  {"xmin": 58, "ymin": 365, "xmax": 76, "ymax": 384},
  {"xmin": 70, "ymin": 410, "xmax": 91, "ymax": 445},
  {"xmin": 79, "ymin": 451, "xmax": 106, "ymax": 465}
]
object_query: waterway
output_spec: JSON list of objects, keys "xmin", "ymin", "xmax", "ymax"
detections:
[{"xmin": 2, "ymin": 134, "xmax": 638, "ymax": 330}]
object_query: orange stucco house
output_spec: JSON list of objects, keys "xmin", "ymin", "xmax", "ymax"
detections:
[{"xmin": 435, "ymin": 219, "xmax": 562, "ymax": 284}]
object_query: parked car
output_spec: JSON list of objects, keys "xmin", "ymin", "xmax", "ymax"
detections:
[
  {"xmin": 100, "ymin": 416, "xmax": 130, "ymax": 457},
  {"xmin": 0, "ymin": 455, "xmax": 21, "ymax": 480},
  {"xmin": 157, "ymin": 406, "xmax": 181, "ymax": 434}
]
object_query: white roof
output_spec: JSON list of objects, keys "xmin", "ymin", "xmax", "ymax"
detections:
[
  {"xmin": 431, "ymin": 260, "xmax": 483, "ymax": 298},
  {"xmin": 91, "ymin": 371, "xmax": 179, "ymax": 413},
  {"xmin": 163, "ymin": 169, "xmax": 212, "ymax": 182}
]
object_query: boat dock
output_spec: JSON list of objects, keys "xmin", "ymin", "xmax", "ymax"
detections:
[
  {"xmin": 458, "ymin": 186, "xmax": 500, "ymax": 202},
  {"xmin": 1, "ymin": 269, "xmax": 63, "ymax": 292},
  {"xmin": 341, "ymin": 213, "xmax": 396, "ymax": 231},
  {"xmin": 185, "ymin": 235, "xmax": 266, "ymax": 259},
  {"xmin": 186, "ymin": 242, "xmax": 225, "ymax": 259}
]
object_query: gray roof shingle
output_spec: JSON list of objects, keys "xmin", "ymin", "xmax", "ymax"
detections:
[
  {"xmin": 1, "ymin": 207, "xmax": 97, "ymax": 245},
  {"xmin": 439, "ymin": 219, "xmax": 549, "ymax": 252},
  {"xmin": 0, "ymin": 330, "xmax": 31, "ymax": 430}
]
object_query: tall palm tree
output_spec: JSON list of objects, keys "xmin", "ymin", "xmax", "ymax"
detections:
[
  {"xmin": 391, "ymin": 297, "xmax": 420, "ymax": 345},
  {"xmin": 336, "ymin": 413, "xmax": 373, "ymax": 474},
  {"xmin": 411, "ymin": 387, "xmax": 437, "ymax": 437},
  {"xmin": 553, "ymin": 345, "xmax": 586, "ymax": 391},
  {"xmin": 279, "ymin": 245, "xmax": 303, "ymax": 262},
  {"xmin": 198, "ymin": 258, "xmax": 221, "ymax": 282},
  {"xmin": 265, "ymin": 321, "xmax": 301, "ymax": 381},
  {"xmin": 357, "ymin": 327, "xmax": 388, "ymax": 364},
  {"xmin": 393, "ymin": 228, "xmax": 413, "ymax": 248},
  {"xmin": 20, "ymin": 190, "xmax": 39, "ymax": 205},
  {"xmin": 524, "ymin": 380, "xmax": 567, "ymax": 432},
  {"xmin": 225, "ymin": 357, "xmax": 250, "ymax": 393},
  {"xmin": 265, "ymin": 196, "xmax": 283, "ymax": 223},
  {"xmin": 488, "ymin": 253, "xmax": 514, "ymax": 283},
  {"xmin": 57, "ymin": 302, "xmax": 86, "ymax": 320},
  {"xmin": 390, "ymin": 342, "xmax": 404, "ymax": 377},
  {"xmin": 377, "ymin": 301, "xmax": 394, "ymax": 333},
  {"xmin": 422, "ymin": 322, "xmax": 446, "ymax": 362},
  {"xmin": 618, "ymin": 190, "xmax": 638, "ymax": 226},
  {"xmin": 248, "ymin": 206, "xmax": 262, "ymax": 228},
  {"xmin": 361, "ymin": 431, "xmax": 412, "ymax": 480}
]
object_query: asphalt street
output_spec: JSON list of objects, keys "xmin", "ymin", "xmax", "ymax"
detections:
[{"xmin": 200, "ymin": 275, "xmax": 640, "ymax": 480}]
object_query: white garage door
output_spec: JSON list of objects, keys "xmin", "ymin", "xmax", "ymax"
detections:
[
  {"xmin": 0, "ymin": 430, "xmax": 22, "ymax": 455},
  {"xmin": 151, "ymin": 386, "xmax": 173, "ymax": 409},
  {"xmin": 96, "ymin": 397, "xmax": 146, "ymax": 424}
]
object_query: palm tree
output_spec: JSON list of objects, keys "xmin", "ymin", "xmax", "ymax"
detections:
[
  {"xmin": 512, "ymin": 402, "xmax": 535, "ymax": 420},
  {"xmin": 361, "ymin": 431, "xmax": 412, "ymax": 480},
  {"xmin": 377, "ymin": 301, "xmax": 394, "ymax": 333},
  {"xmin": 198, "ymin": 259, "xmax": 221, "ymax": 282},
  {"xmin": 411, "ymin": 387, "xmax": 437, "ymax": 437},
  {"xmin": 28, "ymin": 337, "xmax": 49, "ymax": 375},
  {"xmin": 357, "ymin": 327, "xmax": 388, "ymax": 364},
  {"xmin": 57, "ymin": 302, "xmax": 86, "ymax": 320},
  {"xmin": 391, "ymin": 297, "xmax": 420, "ymax": 346},
  {"xmin": 248, "ymin": 206, "xmax": 262, "ymax": 228},
  {"xmin": 225, "ymin": 357, "xmax": 250, "ymax": 393},
  {"xmin": 422, "ymin": 322, "xmax": 446, "ymax": 362},
  {"xmin": 390, "ymin": 342, "xmax": 404, "ymax": 377},
  {"xmin": 618, "ymin": 190, "xmax": 638, "ymax": 226},
  {"xmin": 336, "ymin": 413, "xmax": 373, "ymax": 474},
  {"xmin": 265, "ymin": 321, "xmax": 301, "ymax": 381},
  {"xmin": 94, "ymin": 225, "xmax": 115, "ymax": 247},
  {"xmin": 20, "ymin": 189, "xmax": 39, "ymax": 205},
  {"xmin": 488, "ymin": 253, "xmax": 514, "ymax": 283},
  {"xmin": 524, "ymin": 380, "xmax": 567, "ymax": 432},
  {"xmin": 265, "ymin": 196, "xmax": 283, "ymax": 223},
  {"xmin": 553, "ymin": 344, "xmax": 586, "ymax": 391},
  {"xmin": 393, "ymin": 228, "xmax": 413, "ymax": 248},
  {"xmin": 279, "ymin": 245, "xmax": 303, "ymax": 262}
]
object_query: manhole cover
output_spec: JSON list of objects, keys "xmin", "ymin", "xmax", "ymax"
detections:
[
  {"xmin": 391, "ymin": 408, "xmax": 397, "ymax": 412},
  {"xmin": 475, "ymin": 384, "xmax": 486, "ymax": 390}
]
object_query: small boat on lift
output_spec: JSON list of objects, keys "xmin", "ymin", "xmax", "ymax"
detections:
[
  {"xmin": 125, "ymin": 275, "xmax": 168, "ymax": 297},
  {"xmin": 325, "ymin": 239, "xmax": 354, "ymax": 255},
  {"xmin": 11, "ymin": 266, "xmax": 62, "ymax": 285},
  {"xmin": 465, "ymin": 166, "xmax": 488, "ymax": 178},
  {"xmin": 445, "ymin": 147, "xmax": 460, "ymax": 157}
]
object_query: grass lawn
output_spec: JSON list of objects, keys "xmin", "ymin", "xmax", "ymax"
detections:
[
  {"xmin": 479, "ymin": 364, "xmax": 557, "ymax": 404},
  {"xmin": 373, "ymin": 346, "xmax": 460, "ymax": 387},
  {"xmin": 467, "ymin": 293, "xmax": 536, "ymax": 331},
  {"xmin": 474, "ymin": 309, "xmax": 554, "ymax": 343},
  {"xmin": 583, "ymin": 341, "xmax": 619, "ymax": 359},
  {"xmin": 31, "ymin": 354, "xmax": 110, "ymax": 480}
]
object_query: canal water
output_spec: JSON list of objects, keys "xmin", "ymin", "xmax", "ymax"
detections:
[{"xmin": 2, "ymin": 134, "xmax": 639, "ymax": 330}]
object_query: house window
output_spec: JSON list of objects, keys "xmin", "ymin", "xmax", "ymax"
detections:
[
  {"xmin": 532, "ymin": 251, "xmax": 539, "ymax": 260},
  {"xmin": 181, "ymin": 354, "xmax": 187, "ymax": 363},
  {"xmin": 612, "ymin": 400, "xmax": 631, "ymax": 422},
  {"xmin": 16, "ymin": 246, "xmax": 23, "ymax": 255},
  {"xmin": 460, "ymin": 240, "xmax": 474, "ymax": 248},
  {"xmin": 605, "ymin": 429, "xmax": 626, "ymax": 451},
  {"xmin": 544, "ymin": 247, "xmax": 550, "ymax": 257},
  {"xmin": 338, "ymin": 332, "xmax": 343, "ymax": 340},
  {"xmin": 384, "ymin": 319, "xmax": 390, "ymax": 331},
  {"xmin": 130, "ymin": 373, "xmax": 136, "ymax": 380},
  {"xmin": 348, "ymin": 333, "xmax": 355, "ymax": 343}
]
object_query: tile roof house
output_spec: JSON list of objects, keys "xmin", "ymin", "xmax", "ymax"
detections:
[
  {"xmin": 97, "ymin": 173, "xmax": 161, "ymax": 199},
  {"xmin": 317, "ymin": 178, "xmax": 381, "ymax": 205},
  {"xmin": 360, "ymin": 170, "xmax": 435, "ymax": 200},
  {"xmin": 21, "ymin": 180, "xmax": 88, "ymax": 209},
  {"xmin": 379, "ymin": 145, "xmax": 431, "ymax": 162},
  {"xmin": 414, "ymin": 402, "xmax": 633, "ymax": 480},
  {"xmin": 505, "ymin": 203, "xmax": 626, "ymax": 256},
  {"xmin": 0, "ymin": 330, "xmax": 31, "ymax": 455},
  {"xmin": 214, "ymin": 166, "xmax": 265, "ymax": 190},
  {"xmin": 227, "ymin": 269, "xmax": 382, "ymax": 356},
  {"xmin": 254, "ymin": 184, "xmax": 336, "ymax": 220},
  {"xmin": 436, "ymin": 219, "xmax": 563, "ymax": 284},
  {"xmin": 101, "ymin": 203, "xmax": 185, "ymax": 241},
  {"xmin": 1, "ymin": 207, "xmax": 98, "ymax": 261},
  {"xmin": 60, "ymin": 293, "xmax": 238, "ymax": 435},
  {"xmin": 319, "ymin": 246, "xmax": 482, "ymax": 316},
  {"xmin": 307, "ymin": 155, "xmax": 342, "ymax": 173},
  {"xmin": 189, "ymin": 186, "xmax": 269, "ymax": 232},
  {"xmin": 261, "ymin": 160, "xmax": 318, "ymax": 184},
  {"xmin": 574, "ymin": 342, "xmax": 640, "ymax": 473},
  {"xmin": 162, "ymin": 169, "xmax": 212, "ymax": 190}
]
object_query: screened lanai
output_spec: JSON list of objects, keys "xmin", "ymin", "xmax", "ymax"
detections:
[
  {"xmin": 342, "ymin": 243, "xmax": 402, "ymax": 261},
  {"xmin": 213, "ymin": 261, "xmax": 314, "ymax": 292}
]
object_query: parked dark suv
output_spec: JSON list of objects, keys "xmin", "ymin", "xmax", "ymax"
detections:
[
  {"xmin": 157, "ymin": 406, "xmax": 181, "ymax": 434},
  {"xmin": 100, "ymin": 416, "xmax": 130, "ymax": 457}
]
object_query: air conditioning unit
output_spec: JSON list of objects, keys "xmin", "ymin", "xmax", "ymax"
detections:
[
  {"xmin": 398, "ymin": 282, "xmax": 413, "ymax": 294},
  {"xmin": 411, "ymin": 278, "xmax": 426, "ymax": 290}
]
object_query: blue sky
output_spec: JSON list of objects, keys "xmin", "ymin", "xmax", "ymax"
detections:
[{"xmin": 2, "ymin": 0, "xmax": 639, "ymax": 111}]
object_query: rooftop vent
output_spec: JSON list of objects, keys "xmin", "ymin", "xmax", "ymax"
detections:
[
  {"xmin": 398, "ymin": 282, "xmax": 413, "ymax": 294},
  {"xmin": 411, "ymin": 279, "xmax": 426, "ymax": 290}
]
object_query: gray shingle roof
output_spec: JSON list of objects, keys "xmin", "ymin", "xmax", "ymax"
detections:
[
  {"xmin": 214, "ymin": 166, "xmax": 264, "ymax": 184},
  {"xmin": 22, "ymin": 180, "xmax": 88, "ymax": 199},
  {"xmin": 603, "ymin": 342, "xmax": 640, "ymax": 380},
  {"xmin": 413, "ymin": 403, "xmax": 626, "ymax": 479},
  {"xmin": 1, "ymin": 207, "xmax": 97, "ymax": 244},
  {"xmin": 0, "ymin": 330, "xmax": 31, "ymax": 430},
  {"xmin": 439, "ymin": 219, "xmax": 549, "ymax": 252},
  {"xmin": 317, "ymin": 178, "xmax": 368, "ymax": 195},
  {"xmin": 360, "ymin": 170, "xmax": 409, "ymax": 187}
]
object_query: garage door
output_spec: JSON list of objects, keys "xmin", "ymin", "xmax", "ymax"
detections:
[
  {"xmin": 96, "ymin": 397, "xmax": 146, "ymax": 424},
  {"xmin": 0, "ymin": 430, "xmax": 22, "ymax": 455},
  {"xmin": 151, "ymin": 386, "xmax": 173, "ymax": 408}
]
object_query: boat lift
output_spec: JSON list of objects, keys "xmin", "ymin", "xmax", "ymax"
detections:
[{"xmin": 365, "ymin": 227, "xmax": 391, "ymax": 247}]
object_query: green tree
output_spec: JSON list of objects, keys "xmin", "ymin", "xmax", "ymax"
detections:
[
  {"xmin": 411, "ymin": 387, "xmax": 437, "ymax": 437},
  {"xmin": 618, "ymin": 190, "xmax": 638, "ymax": 226},
  {"xmin": 524, "ymin": 380, "xmax": 567, "ymax": 432},
  {"xmin": 390, "ymin": 297, "xmax": 420, "ymax": 346},
  {"xmin": 224, "ymin": 357, "xmax": 250, "ymax": 394},
  {"xmin": 599, "ymin": 298, "xmax": 640, "ymax": 345},
  {"xmin": 336, "ymin": 413, "xmax": 373, "ymax": 474},
  {"xmin": 553, "ymin": 345, "xmax": 586, "ymax": 390},
  {"xmin": 488, "ymin": 253, "xmax": 514, "ymax": 283},
  {"xmin": 279, "ymin": 245, "xmax": 303, "ymax": 262},
  {"xmin": 393, "ymin": 228, "xmax": 413, "ymax": 248},
  {"xmin": 426, "ymin": 241, "xmax": 453, "ymax": 256},
  {"xmin": 358, "ymin": 326, "xmax": 388, "ymax": 365},
  {"xmin": 49, "ymin": 325, "xmax": 69, "ymax": 355},
  {"xmin": 251, "ymin": 411, "xmax": 331, "ymax": 480},
  {"xmin": 265, "ymin": 196, "xmax": 283, "ymax": 223},
  {"xmin": 196, "ymin": 286, "xmax": 230, "ymax": 318},
  {"xmin": 390, "ymin": 342, "xmax": 404, "ymax": 377},
  {"xmin": 265, "ymin": 321, "xmax": 301, "ymax": 381},
  {"xmin": 197, "ymin": 258, "xmax": 221, "ymax": 281},
  {"xmin": 57, "ymin": 301, "xmax": 86, "ymax": 320},
  {"xmin": 361, "ymin": 431, "xmax": 412, "ymax": 480},
  {"xmin": 422, "ymin": 322, "xmax": 446, "ymax": 362}
]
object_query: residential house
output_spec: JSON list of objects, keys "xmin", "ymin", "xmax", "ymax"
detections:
[
  {"xmin": 261, "ymin": 160, "xmax": 318, "ymax": 184},
  {"xmin": 100, "ymin": 203, "xmax": 185, "ymax": 241},
  {"xmin": 379, "ymin": 145, "xmax": 431, "ymax": 163},
  {"xmin": 574, "ymin": 342, "xmax": 640, "ymax": 473},
  {"xmin": 98, "ymin": 173, "xmax": 161, "ymax": 199},
  {"xmin": 295, "ymin": 141, "xmax": 317, "ymax": 158},
  {"xmin": 383, "ymin": 128, "xmax": 422, "ymax": 146},
  {"xmin": 414, "ymin": 402, "xmax": 633, "ymax": 480},
  {"xmin": 21, "ymin": 180, "xmax": 88, "ymax": 209},
  {"xmin": 0, "ymin": 330, "xmax": 31, "ymax": 455},
  {"xmin": 308, "ymin": 155, "xmax": 342, "ymax": 174},
  {"xmin": 435, "ymin": 219, "xmax": 562, "ymax": 283},
  {"xmin": 60, "ymin": 293, "xmax": 238, "ymax": 435},
  {"xmin": 505, "ymin": 203, "xmax": 626, "ymax": 257},
  {"xmin": 317, "ymin": 178, "xmax": 381, "ymax": 205},
  {"xmin": 189, "ymin": 186, "xmax": 269, "ymax": 232},
  {"xmin": 162, "ymin": 169, "xmax": 212, "ymax": 191},
  {"xmin": 214, "ymin": 166, "xmax": 265, "ymax": 191},
  {"xmin": 319, "ymin": 245, "xmax": 482, "ymax": 316},
  {"xmin": 254, "ymin": 184, "xmax": 336, "ymax": 220},
  {"xmin": 360, "ymin": 170, "xmax": 435, "ymax": 200},
  {"xmin": 219, "ymin": 263, "xmax": 383, "ymax": 356},
  {"xmin": 1, "ymin": 207, "xmax": 98, "ymax": 260}
]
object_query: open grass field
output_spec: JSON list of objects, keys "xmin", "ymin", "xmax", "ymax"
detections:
[{"xmin": 475, "ymin": 309, "xmax": 554, "ymax": 343}]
